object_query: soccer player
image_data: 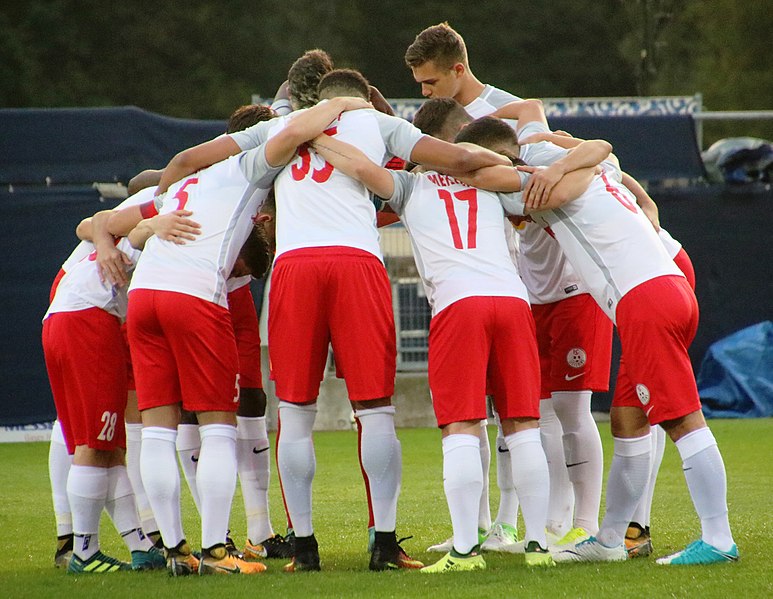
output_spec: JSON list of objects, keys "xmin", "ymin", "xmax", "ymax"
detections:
[
  {"xmin": 222, "ymin": 69, "xmax": 512, "ymax": 573},
  {"xmin": 470, "ymin": 100, "xmax": 739, "ymax": 566},
  {"xmin": 515, "ymin": 125, "xmax": 700, "ymax": 557},
  {"xmin": 109, "ymin": 96, "xmax": 369, "ymax": 576},
  {"xmin": 43, "ymin": 189, "xmax": 197, "ymax": 574},
  {"xmin": 406, "ymin": 23, "xmax": 609, "ymax": 549},
  {"xmin": 307, "ymin": 115, "xmax": 605, "ymax": 571}
]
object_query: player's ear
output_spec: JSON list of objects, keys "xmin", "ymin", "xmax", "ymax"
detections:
[
  {"xmin": 452, "ymin": 63, "xmax": 466, "ymax": 78},
  {"xmin": 253, "ymin": 213, "xmax": 272, "ymax": 224}
]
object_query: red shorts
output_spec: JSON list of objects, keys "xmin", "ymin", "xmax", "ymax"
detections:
[
  {"xmin": 49, "ymin": 268, "xmax": 66, "ymax": 303},
  {"xmin": 268, "ymin": 247, "xmax": 396, "ymax": 403},
  {"xmin": 120, "ymin": 323, "xmax": 135, "ymax": 391},
  {"xmin": 612, "ymin": 275, "xmax": 700, "ymax": 424},
  {"xmin": 42, "ymin": 308, "xmax": 128, "ymax": 454},
  {"xmin": 127, "ymin": 289, "xmax": 240, "ymax": 413},
  {"xmin": 429, "ymin": 296, "xmax": 540, "ymax": 427},
  {"xmin": 531, "ymin": 293, "xmax": 613, "ymax": 397},
  {"xmin": 673, "ymin": 248, "xmax": 696, "ymax": 291},
  {"xmin": 228, "ymin": 284, "xmax": 263, "ymax": 389}
]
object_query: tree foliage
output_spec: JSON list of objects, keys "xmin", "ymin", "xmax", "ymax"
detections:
[{"xmin": 1, "ymin": 1, "xmax": 770, "ymax": 140}]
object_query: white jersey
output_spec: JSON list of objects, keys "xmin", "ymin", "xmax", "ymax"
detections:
[
  {"xmin": 58, "ymin": 187, "xmax": 158, "ymax": 273},
  {"xmin": 130, "ymin": 144, "xmax": 280, "ymax": 308},
  {"xmin": 530, "ymin": 172, "xmax": 683, "ymax": 323},
  {"xmin": 45, "ymin": 237, "xmax": 142, "ymax": 320},
  {"xmin": 388, "ymin": 169, "xmax": 528, "ymax": 316},
  {"xmin": 464, "ymin": 91, "xmax": 587, "ymax": 304},
  {"xmin": 658, "ymin": 227, "xmax": 682, "ymax": 259},
  {"xmin": 232, "ymin": 105, "xmax": 424, "ymax": 260},
  {"xmin": 464, "ymin": 84, "xmax": 522, "ymax": 130}
]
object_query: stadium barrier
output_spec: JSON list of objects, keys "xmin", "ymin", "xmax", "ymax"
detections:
[{"xmin": 1, "ymin": 104, "xmax": 770, "ymax": 433}]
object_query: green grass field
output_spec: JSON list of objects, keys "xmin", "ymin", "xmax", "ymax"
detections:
[{"xmin": 1, "ymin": 419, "xmax": 771, "ymax": 598}]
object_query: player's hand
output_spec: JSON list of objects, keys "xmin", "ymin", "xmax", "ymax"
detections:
[
  {"xmin": 517, "ymin": 164, "xmax": 562, "ymax": 210},
  {"xmin": 96, "ymin": 244, "xmax": 133, "ymax": 287},
  {"xmin": 639, "ymin": 200, "xmax": 661, "ymax": 231},
  {"xmin": 150, "ymin": 210, "xmax": 202, "ymax": 244}
]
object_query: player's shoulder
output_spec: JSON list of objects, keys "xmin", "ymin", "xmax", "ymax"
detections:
[{"xmin": 481, "ymin": 84, "xmax": 522, "ymax": 106}]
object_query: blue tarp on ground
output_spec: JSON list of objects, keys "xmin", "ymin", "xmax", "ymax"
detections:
[{"xmin": 698, "ymin": 322, "xmax": 773, "ymax": 418}]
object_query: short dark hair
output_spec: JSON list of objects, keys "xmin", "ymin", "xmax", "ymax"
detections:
[
  {"xmin": 412, "ymin": 98, "xmax": 472, "ymax": 141},
  {"xmin": 318, "ymin": 68, "xmax": 370, "ymax": 101},
  {"xmin": 288, "ymin": 49, "xmax": 334, "ymax": 110},
  {"xmin": 405, "ymin": 22, "xmax": 468, "ymax": 69},
  {"xmin": 226, "ymin": 104, "xmax": 275, "ymax": 133},
  {"xmin": 454, "ymin": 116, "xmax": 521, "ymax": 163},
  {"xmin": 238, "ymin": 224, "xmax": 271, "ymax": 279}
]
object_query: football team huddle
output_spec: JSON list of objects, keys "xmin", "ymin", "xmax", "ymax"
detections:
[{"xmin": 43, "ymin": 22, "xmax": 738, "ymax": 576}]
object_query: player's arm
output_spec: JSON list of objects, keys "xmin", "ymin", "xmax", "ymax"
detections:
[
  {"xmin": 270, "ymin": 80, "xmax": 293, "ymax": 116},
  {"xmin": 621, "ymin": 171, "xmax": 660, "ymax": 230},
  {"xmin": 88, "ymin": 210, "xmax": 132, "ymax": 287},
  {"xmin": 310, "ymin": 134, "xmax": 395, "ymax": 199},
  {"xmin": 156, "ymin": 135, "xmax": 243, "ymax": 196},
  {"xmin": 520, "ymin": 139, "xmax": 612, "ymax": 207},
  {"xmin": 264, "ymin": 96, "xmax": 372, "ymax": 166},
  {"xmin": 409, "ymin": 135, "xmax": 511, "ymax": 173},
  {"xmin": 106, "ymin": 198, "xmax": 162, "ymax": 237},
  {"xmin": 128, "ymin": 169, "xmax": 163, "ymax": 196},
  {"xmin": 127, "ymin": 211, "xmax": 202, "ymax": 250},
  {"xmin": 489, "ymin": 99, "xmax": 548, "ymax": 126},
  {"xmin": 369, "ymin": 85, "xmax": 395, "ymax": 116}
]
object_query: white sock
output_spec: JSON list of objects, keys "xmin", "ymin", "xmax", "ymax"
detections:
[
  {"xmin": 176, "ymin": 423, "xmax": 201, "ymax": 513},
  {"xmin": 67, "ymin": 464, "xmax": 108, "ymax": 560},
  {"xmin": 442, "ymin": 434, "xmax": 483, "ymax": 554},
  {"xmin": 276, "ymin": 402, "xmax": 317, "ymax": 537},
  {"xmin": 141, "ymin": 426, "xmax": 184, "ymax": 549},
  {"xmin": 676, "ymin": 427, "xmax": 735, "ymax": 551},
  {"xmin": 493, "ymin": 431, "xmax": 519, "ymax": 530},
  {"xmin": 49, "ymin": 420, "xmax": 73, "ymax": 537},
  {"xmin": 125, "ymin": 423, "xmax": 157, "ymax": 534},
  {"xmin": 354, "ymin": 406, "xmax": 402, "ymax": 533},
  {"xmin": 237, "ymin": 416, "xmax": 273, "ymax": 544},
  {"xmin": 105, "ymin": 465, "xmax": 152, "ymax": 552},
  {"xmin": 477, "ymin": 421, "xmax": 492, "ymax": 531},
  {"xmin": 597, "ymin": 435, "xmax": 651, "ymax": 547},
  {"xmin": 505, "ymin": 428, "xmax": 550, "ymax": 548},
  {"xmin": 631, "ymin": 425, "xmax": 666, "ymax": 528},
  {"xmin": 552, "ymin": 391, "xmax": 603, "ymax": 534},
  {"xmin": 197, "ymin": 423, "xmax": 238, "ymax": 550},
  {"xmin": 539, "ymin": 397, "xmax": 574, "ymax": 535}
]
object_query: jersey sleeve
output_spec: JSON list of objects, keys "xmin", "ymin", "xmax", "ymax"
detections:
[
  {"xmin": 520, "ymin": 140, "xmax": 568, "ymax": 168},
  {"xmin": 238, "ymin": 144, "xmax": 284, "ymax": 188},
  {"xmin": 516, "ymin": 120, "xmax": 550, "ymax": 142},
  {"xmin": 374, "ymin": 112, "xmax": 425, "ymax": 160},
  {"xmin": 229, "ymin": 119, "xmax": 276, "ymax": 150},
  {"xmin": 386, "ymin": 170, "xmax": 417, "ymax": 215},
  {"xmin": 496, "ymin": 190, "xmax": 526, "ymax": 216},
  {"xmin": 270, "ymin": 98, "xmax": 293, "ymax": 116}
]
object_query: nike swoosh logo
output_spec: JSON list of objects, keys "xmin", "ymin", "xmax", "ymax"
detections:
[
  {"xmin": 214, "ymin": 564, "xmax": 240, "ymax": 574},
  {"xmin": 191, "ymin": 455, "xmax": 199, "ymax": 463},
  {"xmin": 497, "ymin": 447, "xmax": 509, "ymax": 453},
  {"xmin": 566, "ymin": 461, "xmax": 589, "ymax": 468},
  {"xmin": 564, "ymin": 372, "xmax": 585, "ymax": 381},
  {"xmin": 252, "ymin": 447, "xmax": 269, "ymax": 454}
]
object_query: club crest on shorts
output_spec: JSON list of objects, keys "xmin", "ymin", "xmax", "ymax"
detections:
[
  {"xmin": 636, "ymin": 384, "xmax": 651, "ymax": 406},
  {"xmin": 566, "ymin": 348, "xmax": 587, "ymax": 369}
]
